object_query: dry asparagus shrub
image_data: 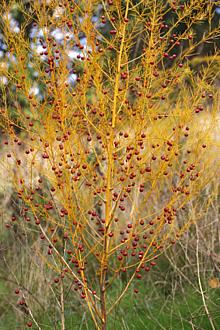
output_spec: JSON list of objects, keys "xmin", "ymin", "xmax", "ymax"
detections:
[{"xmin": 0, "ymin": 0, "xmax": 220, "ymax": 329}]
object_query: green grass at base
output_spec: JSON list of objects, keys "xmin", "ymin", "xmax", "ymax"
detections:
[{"xmin": 1, "ymin": 280, "xmax": 219, "ymax": 330}]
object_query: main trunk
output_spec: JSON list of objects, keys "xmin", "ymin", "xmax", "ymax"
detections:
[{"xmin": 100, "ymin": 270, "xmax": 107, "ymax": 330}]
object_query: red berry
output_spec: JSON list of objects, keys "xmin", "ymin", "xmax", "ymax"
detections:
[
  {"xmin": 110, "ymin": 30, "xmax": 117, "ymax": 35},
  {"xmin": 15, "ymin": 288, "xmax": 20, "ymax": 295}
]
